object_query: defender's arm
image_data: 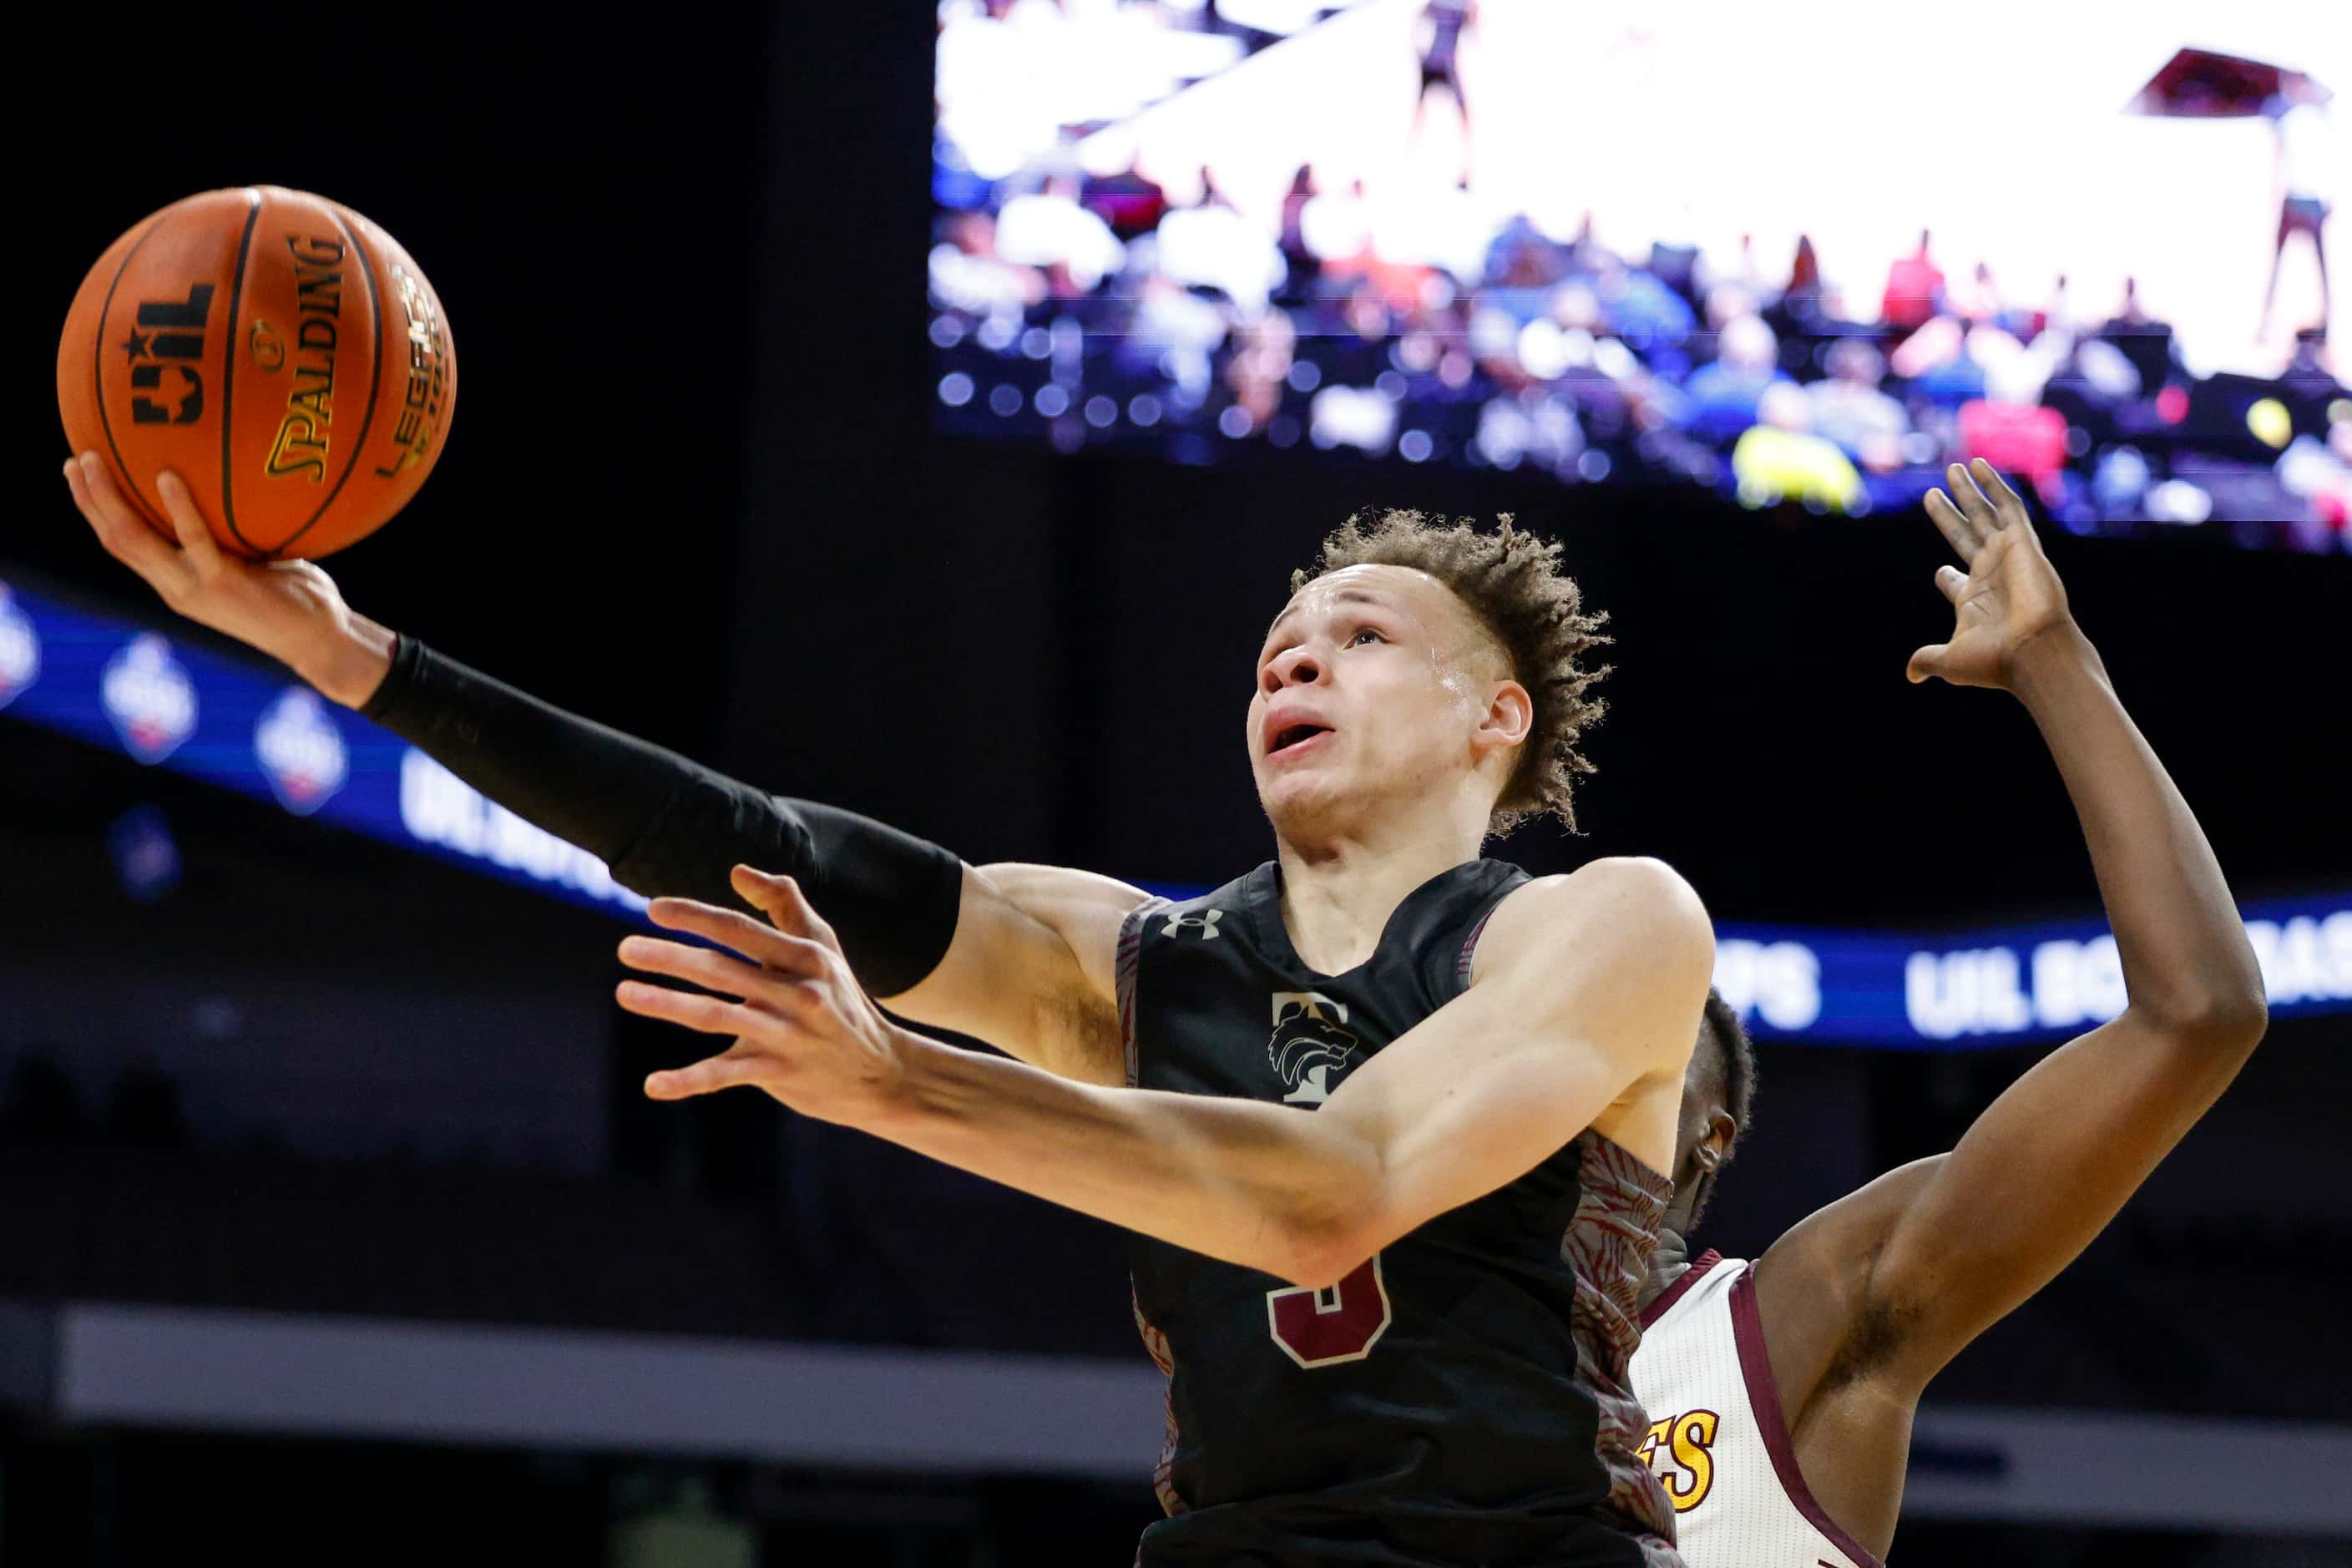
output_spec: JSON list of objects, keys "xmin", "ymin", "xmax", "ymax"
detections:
[{"xmin": 1758, "ymin": 472, "xmax": 2266, "ymax": 1404}]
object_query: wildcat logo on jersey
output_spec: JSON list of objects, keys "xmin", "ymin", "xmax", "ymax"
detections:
[
  {"xmin": 101, "ymin": 634, "xmax": 197, "ymax": 765},
  {"xmin": 0, "ymin": 584, "xmax": 39, "ymax": 710},
  {"xmin": 255, "ymin": 686, "xmax": 348, "ymax": 816},
  {"xmin": 1269, "ymin": 991, "xmax": 1361, "ymax": 1105},
  {"xmin": 1636, "ymin": 1408, "xmax": 1721, "ymax": 1511},
  {"xmin": 1161, "ymin": 909, "xmax": 1223, "ymax": 939}
]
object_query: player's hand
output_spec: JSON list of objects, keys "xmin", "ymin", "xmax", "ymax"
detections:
[
  {"xmin": 615, "ymin": 867, "xmax": 910, "ymax": 1125},
  {"xmin": 1908, "ymin": 459, "xmax": 2077, "ymax": 692},
  {"xmin": 61, "ymin": 452, "xmax": 392, "ymax": 707}
]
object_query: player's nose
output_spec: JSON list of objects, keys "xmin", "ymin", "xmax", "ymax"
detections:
[{"xmin": 1262, "ymin": 645, "xmax": 1323, "ymax": 695}]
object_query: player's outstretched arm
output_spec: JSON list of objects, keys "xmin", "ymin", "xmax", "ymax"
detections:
[
  {"xmin": 62, "ymin": 453, "xmax": 1141, "ymax": 1079},
  {"xmin": 1758, "ymin": 460, "xmax": 2269, "ymax": 1402},
  {"xmin": 612, "ymin": 857, "xmax": 1711, "ymax": 1287}
]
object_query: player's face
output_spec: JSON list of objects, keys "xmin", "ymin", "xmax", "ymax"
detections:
[{"xmin": 1247, "ymin": 564, "xmax": 1509, "ymax": 840}]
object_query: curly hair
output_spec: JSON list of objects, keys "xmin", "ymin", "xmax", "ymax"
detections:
[{"xmin": 1292, "ymin": 509, "xmax": 1610, "ymax": 835}]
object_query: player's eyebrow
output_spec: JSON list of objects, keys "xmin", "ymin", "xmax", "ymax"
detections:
[{"xmin": 1263, "ymin": 585, "xmax": 1394, "ymax": 647}]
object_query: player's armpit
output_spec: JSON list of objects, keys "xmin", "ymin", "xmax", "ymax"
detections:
[
  {"xmin": 881, "ymin": 862, "xmax": 1151, "ymax": 1087},
  {"xmin": 1746, "ymin": 1156, "xmax": 1945, "ymax": 1422},
  {"xmin": 1308, "ymin": 857, "xmax": 1712, "ymax": 1277}
]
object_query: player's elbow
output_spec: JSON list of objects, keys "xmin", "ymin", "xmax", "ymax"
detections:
[
  {"xmin": 2148, "ymin": 985, "xmax": 2269, "ymax": 1060},
  {"xmin": 1275, "ymin": 1216, "xmax": 1379, "ymax": 1293},
  {"xmin": 1268, "ymin": 1172, "xmax": 1390, "ymax": 1292}
]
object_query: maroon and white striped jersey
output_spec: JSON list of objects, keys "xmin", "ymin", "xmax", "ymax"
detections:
[{"xmin": 1627, "ymin": 1253, "xmax": 1884, "ymax": 1568}]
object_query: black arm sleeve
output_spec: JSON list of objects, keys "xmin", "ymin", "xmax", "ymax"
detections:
[{"xmin": 360, "ymin": 635, "xmax": 964, "ymax": 997}]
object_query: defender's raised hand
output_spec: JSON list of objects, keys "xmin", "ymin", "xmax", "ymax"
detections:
[
  {"xmin": 1908, "ymin": 458, "xmax": 2076, "ymax": 691},
  {"xmin": 61, "ymin": 453, "xmax": 393, "ymax": 707}
]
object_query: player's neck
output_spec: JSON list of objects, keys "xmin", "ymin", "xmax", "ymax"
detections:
[
  {"xmin": 1641, "ymin": 1226, "xmax": 1694, "ymax": 1311},
  {"xmin": 1272, "ymin": 819, "xmax": 1482, "ymax": 976}
]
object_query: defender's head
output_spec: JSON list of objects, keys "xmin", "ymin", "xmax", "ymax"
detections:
[
  {"xmin": 1671, "ymin": 989, "xmax": 1758, "ymax": 1236},
  {"xmin": 1252, "ymin": 512, "xmax": 1609, "ymax": 849}
]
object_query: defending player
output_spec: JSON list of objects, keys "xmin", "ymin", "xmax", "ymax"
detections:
[
  {"xmin": 1627, "ymin": 459, "xmax": 2269, "ymax": 1566},
  {"xmin": 64, "ymin": 452, "xmax": 1707, "ymax": 1568}
]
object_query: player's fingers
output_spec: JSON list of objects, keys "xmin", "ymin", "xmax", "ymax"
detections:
[
  {"xmin": 1905, "ymin": 643, "xmax": 1948, "ymax": 685},
  {"xmin": 615, "ymin": 978, "xmax": 770, "ymax": 1037},
  {"xmin": 154, "ymin": 471, "xmax": 229, "ymax": 569},
  {"xmin": 1922, "ymin": 488, "xmax": 1976, "ymax": 561},
  {"xmin": 734, "ymin": 867, "xmax": 844, "ymax": 953},
  {"xmin": 646, "ymin": 896, "xmax": 828, "ymax": 975},
  {"xmin": 620, "ymin": 934, "xmax": 758, "ymax": 994},
  {"xmin": 1944, "ymin": 462, "xmax": 1996, "ymax": 541},
  {"xmin": 68, "ymin": 455, "xmax": 190, "ymax": 589},
  {"xmin": 1967, "ymin": 458, "xmax": 2030, "ymax": 531},
  {"xmin": 615, "ymin": 937, "xmax": 827, "ymax": 1019},
  {"xmin": 1934, "ymin": 564, "xmax": 1967, "ymax": 605},
  {"xmin": 644, "ymin": 1048, "xmax": 771, "ymax": 1101}
]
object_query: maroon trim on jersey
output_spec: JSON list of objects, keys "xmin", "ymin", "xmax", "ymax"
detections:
[
  {"xmin": 1728, "ymin": 1266, "xmax": 1888, "ymax": 1568},
  {"xmin": 1130, "ymin": 1282, "xmax": 1186, "ymax": 1518},
  {"xmin": 1454, "ymin": 903, "xmax": 1501, "ymax": 990},
  {"xmin": 1115, "ymin": 898, "xmax": 1167, "ymax": 1088},
  {"xmin": 1638, "ymin": 1248, "xmax": 1725, "ymax": 1329}
]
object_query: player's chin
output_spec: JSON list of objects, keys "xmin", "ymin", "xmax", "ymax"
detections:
[{"xmin": 1256, "ymin": 767, "xmax": 1347, "ymax": 833}]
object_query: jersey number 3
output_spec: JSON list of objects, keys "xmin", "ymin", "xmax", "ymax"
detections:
[{"xmin": 1266, "ymin": 1253, "xmax": 1393, "ymax": 1368}]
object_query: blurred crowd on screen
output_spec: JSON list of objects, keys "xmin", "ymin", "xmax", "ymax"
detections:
[{"xmin": 932, "ymin": 0, "xmax": 2349, "ymax": 549}]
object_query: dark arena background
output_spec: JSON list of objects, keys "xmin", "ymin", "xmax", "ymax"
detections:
[{"xmin": 4, "ymin": 4, "xmax": 2349, "ymax": 1565}]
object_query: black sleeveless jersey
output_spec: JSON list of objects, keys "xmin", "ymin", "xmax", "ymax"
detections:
[{"xmin": 1119, "ymin": 859, "xmax": 1682, "ymax": 1568}]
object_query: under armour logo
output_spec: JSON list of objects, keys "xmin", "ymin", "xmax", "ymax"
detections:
[
  {"xmin": 1161, "ymin": 909, "xmax": 1224, "ymax": 939},
  {"xmin": 1270, "ymin": 990, "xmax": 1359, "ymax": 1105}
]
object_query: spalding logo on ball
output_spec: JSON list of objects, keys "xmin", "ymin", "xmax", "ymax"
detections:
[{"xmin": 58, "ymin": 185, "xmax": 456, "ymax": 560}]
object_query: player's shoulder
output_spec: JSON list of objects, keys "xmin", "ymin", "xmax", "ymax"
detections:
[
  {"xmin": 1478, "ymin": 856, "xmax": 1713, "ymax": 977},
  {"xmin": 1758, "ymin": 1155, "xmax": 1948, "ymax": 1286}
]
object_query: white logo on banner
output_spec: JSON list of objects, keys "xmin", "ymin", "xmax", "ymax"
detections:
[
  {"xmin": 255, "ymin": 687, "xmax": 349, "ymax": 816},
  {"xmin": 0, "ymin": 585, "xmax": 38, "ymax": 709},
  {"xmin": 100, "ymin": 634, "xmax": 198, "ymax": 765}
]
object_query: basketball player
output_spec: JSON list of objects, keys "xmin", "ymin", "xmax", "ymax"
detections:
[
  {"xmin": 1629, "ymin": 459, "xmax": 2269, "ymax": 1566},
  {"xmin": 63, "ymin": 452, "xmax": 1708, "ymax": 1567},
  {"xmin": 1409, "ymin": 0, "xmax": 1477, "ymax": 188}
]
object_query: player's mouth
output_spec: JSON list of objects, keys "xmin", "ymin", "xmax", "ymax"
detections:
[{"xmin": 1266, "ymin": 722, "xmax": 1335, "ymax": 761}]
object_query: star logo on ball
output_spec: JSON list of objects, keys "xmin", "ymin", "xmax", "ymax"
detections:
[{"xmin": 119, "ymin": 329, "xmax": 150, "ymax": 364}]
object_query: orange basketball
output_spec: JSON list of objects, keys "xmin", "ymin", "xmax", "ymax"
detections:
[{"xmin": 58, "ymin": 186, "xmax": 456, "ymax": 560}]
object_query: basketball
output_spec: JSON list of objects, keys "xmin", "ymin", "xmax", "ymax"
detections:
[{"xmin": 57, "ymin": 185, "xmax": 455, "ymax": 560}]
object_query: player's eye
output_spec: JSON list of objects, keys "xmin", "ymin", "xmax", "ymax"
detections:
[{"xmin": 1348, "ymin": 628, "xmax": 1386, "ymax": 647}]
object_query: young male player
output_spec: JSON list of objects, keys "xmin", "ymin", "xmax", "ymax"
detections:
[
  {"xmin": 64, "ymin": 452, "xmax": 1710, "ymax": 1567},
  {"xmin": 1628, "ymin": 460, "xmax": 2269, "ymax": 1566}
]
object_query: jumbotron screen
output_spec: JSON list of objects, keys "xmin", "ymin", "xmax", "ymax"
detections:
[{"xmin": 931, "ymin": 0, "xmax": 2349, "ymax": 549}]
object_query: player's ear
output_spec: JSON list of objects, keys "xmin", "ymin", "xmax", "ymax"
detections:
[
  {"xmin": 1478, "ymin": 679, "xmax": 1534, "ymax": 751},
  {"xmin": 1699, "ymin": 1110, "xmax": 1737, "ymax": 1171}
]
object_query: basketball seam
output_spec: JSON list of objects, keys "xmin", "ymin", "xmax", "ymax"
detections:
[
  {"xmin": 271, "ymin": 204, "xmax": 385, "ymax": 558},
  {"xmin": 90, "ymin": 218, "xmax": 173, "ymax": 529},
  {"xmin": 219, "ymin": 188, "xmax": 264, "ymax": 555}
]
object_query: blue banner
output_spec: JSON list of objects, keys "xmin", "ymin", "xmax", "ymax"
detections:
[
  {"xmin": 5, "ymin": 575, "xmax": 2345, "ymax": 1048},
  {"xmin": 0, "ymin": 576, "xmax": 646, "ymax": 919}
]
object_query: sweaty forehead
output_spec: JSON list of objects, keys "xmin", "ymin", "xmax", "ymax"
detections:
[{"xmin": 1270, "ymin": 564, "xmax": 1476, "ymax": 641}]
